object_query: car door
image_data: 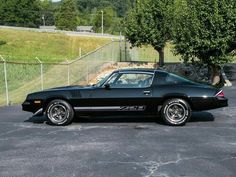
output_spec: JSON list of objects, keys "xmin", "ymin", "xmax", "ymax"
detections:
[{"xmin": 86, "ymin": 72, "xmax": 155, "ymax": 113}]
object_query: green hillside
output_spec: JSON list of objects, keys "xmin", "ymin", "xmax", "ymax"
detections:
[{"xmin": 0, "ymin": 29, "xmax": 111, "ymax": 62}]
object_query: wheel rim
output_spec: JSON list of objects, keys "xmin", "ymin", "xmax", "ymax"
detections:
[
  {"xmin": 47, "ymin": 102, "xmax": 69, "ymax": 124},
  {"xmin": 166, "ymin": 103, "xmax": 187, "ymax": 124}
]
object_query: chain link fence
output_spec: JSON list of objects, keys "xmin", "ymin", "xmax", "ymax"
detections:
[
  {"xmin": 0, "ymin": 41, "xmax": 125, "ymax": 106},
  {"xmin": 120, "ymin": 42, "xmax": 181, "ymax": 63},
  {"xmin": 0, "ymin": 40, "xmax": 181, "ymax": 106}
]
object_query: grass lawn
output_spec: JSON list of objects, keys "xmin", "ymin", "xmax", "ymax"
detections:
[
  {"xmin": 0, "ymin": 29, "xmax": 114, "ymax": 105},
  {"xmin": 130, "ymin": 43, "xmax": 181, "ymax": 63},
  {"xmin": 135, "ymin": 44, "xmax": 236, "ymax": 63},
  {"xmin": 0, "ymin": 40, "xmax": 119, "ymax": 105},
  {"xmin": 0, "ymin": 29, "xmax": 111, "ymax": 62}
]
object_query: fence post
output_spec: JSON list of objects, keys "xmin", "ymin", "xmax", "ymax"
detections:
[
  {"xmin": 67, "ymin": 60, "xmax": 70, "ymax": 86},
  {"xmin": 79, "ymin": 48, "xmax": 82, "ymax": 58},
  {"xmin": 86, "ymin": 61, "xmax": 89, "ymax": 85},
  {"xmin": 119, "ymin": 33, "xmax": 122, "ymax": 62},
  {"xmin": 0, "ymin": 55, "xmax": 9, "ymax": 106},
  {"xmin": 124, "ymin": 39, "xmax": 127, "ymax": 62},
  {"xmin": 112, "ymin": 41, "xmax": 114, "ymax": 64},
  {"xmin": 36, "ymin": 57, "xmax": 43, "ymax": 90}
]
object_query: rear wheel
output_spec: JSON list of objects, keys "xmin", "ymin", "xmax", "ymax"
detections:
[
  {"xmin": 46, "ymin": 99, "xmax": 74, "ymax": 126},
  {"xmin": 161, "ymin": 98, "xmax": 191, "ymax": 126}
]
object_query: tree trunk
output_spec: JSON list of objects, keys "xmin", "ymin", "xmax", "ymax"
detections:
[
  {"xmin": 157, "ymin": 48, "xmax": 164, "ymax": 67},
  {"xmin": 210, "ymin": 64, "xmax": 221, "ymax": 85}
]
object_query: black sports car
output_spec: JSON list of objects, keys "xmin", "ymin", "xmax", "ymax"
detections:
[{"xmin": 22, "ymin": 68, "xmax": 228, "ymax": 126}]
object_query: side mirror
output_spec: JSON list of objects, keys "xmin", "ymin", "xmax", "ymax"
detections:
[{"xmin": 104, "ymin": 84, "xmax": 111, "ymax": 90}]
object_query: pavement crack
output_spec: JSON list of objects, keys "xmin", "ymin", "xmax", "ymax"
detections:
[
  {"xmin": 142, "ymin": 155, "xmax": 203, "ymax": 177},
  {"xmin": 0, "ymin": 127, "xmax": 25, "ymax": 137},
  {"xmin": 219, "ymin": 156, "xmax": 236, "ymax": 162},
  {"xmin": 98, "ymin": 155, "xmax": 208, "ymax": 177}
]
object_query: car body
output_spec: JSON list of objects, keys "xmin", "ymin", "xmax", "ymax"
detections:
[{"xmin": 22, "ymin": 68, "xmax": 228, "ymax": 126}]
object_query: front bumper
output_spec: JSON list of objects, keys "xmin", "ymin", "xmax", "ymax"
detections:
[
  {"xmin": 33, "ymin": 108, "xmax": 44, "ymax": 116},
  {"xmin": 22, "ymin": 100, "xmax": 44, "ymax": 116}
]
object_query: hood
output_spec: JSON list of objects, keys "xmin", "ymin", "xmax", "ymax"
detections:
[
  {"xmin": 26, "ymin": 85, "xmax": 93, "ymax": 99},
  {"xmin": 45, "ymin": 85, "xmax": 93, "ymax": 91}
]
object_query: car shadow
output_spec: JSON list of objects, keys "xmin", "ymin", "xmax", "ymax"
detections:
[
  {"xmin": 190, "ymin": 112, "xmax": 215, "ymax": 122},
  {"xmin": 24, "ymin": 115, "xmax": 48, "ymax": 124},
  {"xmin": 24, "ymin": 111, "xmax": 215, "ymax": 125},
  {"xmin": 75, "ymin": 115, "xmax": 164, "ymax": 124},
  {"xmin": 24, "ymin": 115, "xmax": 164, "ymax": 125}
]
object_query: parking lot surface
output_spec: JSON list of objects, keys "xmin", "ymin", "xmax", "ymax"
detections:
[{"xmin": 0, "ymin": 86, "xmax": 236, "ymax": 177}]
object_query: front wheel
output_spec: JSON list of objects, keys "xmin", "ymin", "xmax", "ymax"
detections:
[
  {"xmin": 46, "ymin": 99, "xmax": 74, "ymax": 126},
  {"xmin": 161, "ymin": 98, "xmax": 191, "ymax": 126}
]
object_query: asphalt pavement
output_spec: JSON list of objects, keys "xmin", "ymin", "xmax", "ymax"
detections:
[{"xmin": 0, "ymin": 87, "xmax": 236, "ymax": 177}]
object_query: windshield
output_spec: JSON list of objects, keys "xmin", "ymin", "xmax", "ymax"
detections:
[{"xmin": 94, "ymin": 72, "xmax": 114, "ymax": 87}]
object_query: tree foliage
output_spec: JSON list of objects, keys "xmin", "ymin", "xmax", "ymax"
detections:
[
  {"xmin": 55, "ymin": 0, "xmax": 78, "ymax": 31},
  {"xmin": 0, "ymin": 0, "xmax": 134, "ymax": 33},
  {"xmin": 172, "ymin": 0, "xmax": 236, "ymax": 84},
  {"xmin": 76, "ymin": 0, "xmax": 135, "ymax": 18},
  {"xmin": 76, "ymin": 0, "xmax": 134, "ymax": 34},
  {"xmin": 123, "ymin": 0, "xmax": 173, "ymax": 66},
  {"xmin": 0, "ymin": 0, "xmax": 41, "ymax": 27}
]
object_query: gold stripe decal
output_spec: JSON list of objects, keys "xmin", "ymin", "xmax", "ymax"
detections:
[{"xmin": 74, "ymin": 106, "xmax": 146, "ymax": 111}]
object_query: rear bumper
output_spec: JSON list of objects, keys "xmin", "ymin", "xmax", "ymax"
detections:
[
  {"xmin": 192, "ymin": 97, "xmax": 228, "ymax": 111},
  {"xmin": 216, "ymin": 97, "xmax": 228, "ymax": 108}
]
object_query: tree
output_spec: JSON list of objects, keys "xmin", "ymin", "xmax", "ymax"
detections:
[
  {"xmin": 55, "ymin": 0, "xmax": 78, "ymax": 31},
  {"xmin": 123, "ymin": 0, "xmax": 173, "ymax": 67},
  {"xmin": 0, "ymin": 0, "xmax": 41, "ymax": 28},
  {"xmin": 172, "ymin": 0, "xmax": 236, "ymax": 84},
  {"xmin": 109, "ymin": 0, "xmax": 135, "ymax": 17},
  {"xmin": 76, "ymin": 0, "xmax": 135, "ymax": 17}
]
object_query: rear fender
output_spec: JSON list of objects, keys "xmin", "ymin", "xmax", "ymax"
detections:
[{"xmin": 162, "ymin": 93, "xmax": 193, "ymax": 108}]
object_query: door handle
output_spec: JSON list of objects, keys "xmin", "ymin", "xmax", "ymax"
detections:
[{"xmin": 143, "ymin": 91, "xmax": 151, "ymax": 95}]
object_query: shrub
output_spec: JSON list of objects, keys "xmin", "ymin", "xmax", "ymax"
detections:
[{"xmin": 0, "ymin": 40, "xmax": 6, "ymax": 45}]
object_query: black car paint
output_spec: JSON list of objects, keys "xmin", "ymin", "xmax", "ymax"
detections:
[{"xmin": 22, "ymin": 69, "xmax": 228, "ymax": 116}]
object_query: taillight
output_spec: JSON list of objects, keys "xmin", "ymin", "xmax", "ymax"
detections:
[{"xmin": 215, "ymin": 90, "xmax": 225, "ymax": 98}]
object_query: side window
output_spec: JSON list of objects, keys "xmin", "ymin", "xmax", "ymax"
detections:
[
  {"xmin": 109, "ymin": 73, "xmax": 153, "ymax": 88},
  {"xmin": 156, "ymin": 72, "xmax": 168, "ymax": 85},
  {"xmin": 166, "ymin": 73, "xmax": 189, "ymax": 84},
  {"xmin": 166, "ymin": 74, "xmax": 179, "ymax": 84},
  {"xmin": 157, "ymin": 72, "xmax": 191, "ymax": 85}
]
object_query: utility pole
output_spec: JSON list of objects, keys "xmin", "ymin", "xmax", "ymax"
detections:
[
  {"xmin": 42, "ymin": 14, "xmax": 45, "ymax": 26},
  {"xmin": 101, "ymin": 10, "xmax": 104, "ymax": 35}
]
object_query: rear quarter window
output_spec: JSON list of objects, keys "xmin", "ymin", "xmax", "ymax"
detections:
[{"xmin": 157, "ymin": 72, "xmax": 194, "ymax": 85}]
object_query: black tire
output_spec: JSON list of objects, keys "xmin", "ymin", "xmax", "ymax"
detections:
[
  {"xmin": 161, "ymin": 98, "xmax": 191, "ymax": 126},
  {"xmin": 46, "ymin": 99, "xmax": 74, "ymax": 126}
]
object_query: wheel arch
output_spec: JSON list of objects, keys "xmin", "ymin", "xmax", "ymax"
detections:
[
  {"xmin": 161, "ymin": 94, "xmax": 193, "ymax": 109},
  {"xmin": 43, "ymin": 96, "xmax": 73, "ymax": 111}
]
